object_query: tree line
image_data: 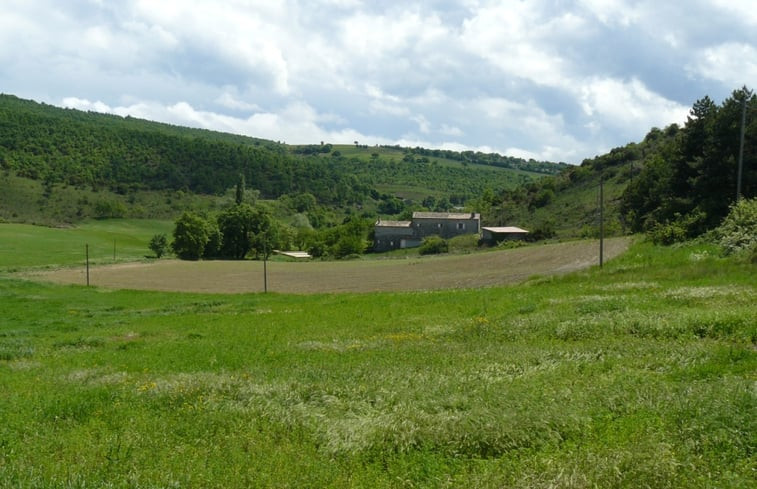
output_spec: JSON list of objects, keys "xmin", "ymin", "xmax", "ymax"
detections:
[
  {"xmin": 0, "ymin": 94, "xmax": 536, "ymax": 213},
  {"xmin": 620, "ymin": 87, "xmax": 756, "ymax": 241},
  {"xmin": 379, "ymin": 145, "xmax": 568, "ymax": 174}
]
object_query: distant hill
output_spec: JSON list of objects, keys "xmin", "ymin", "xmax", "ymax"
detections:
[
  {"xmin": 1, "ymin": 89, "xmax": 752, "ymax": 241},
  {"xmin": 0, "ymin": 94, "xmax": 557, "ymax": 224}
]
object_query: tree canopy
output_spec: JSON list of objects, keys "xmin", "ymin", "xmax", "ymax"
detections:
[{"xmin": 621, "ymin": 87, "xmax": 756, "ymax": 237}]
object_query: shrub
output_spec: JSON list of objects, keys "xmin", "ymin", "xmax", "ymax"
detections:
[
  {"xmin": 647, "ymin": 210, "xmax": 706, "ymax": 245},
  {"xmin": 93, "ymin": 199, "xmax": 127, "ymax": 219},
  {"xmin": 528, "ymin": 220, "xmax": 556, "ymax": 242},
  {"xmin": 648, "ymin": 221, "xmax": 687, "ymax": 245},
  {"xmin": 332, "ymin": 235, "xmax": 366, "ymax": 258},
  {"xmin": 419, "ymin": 236, "xmax": 448, "ymax": 255},
  {"xmin": 204, "ymin": 221, "xmax": 222, "ymax": 259},
  {"xmin": 148, "ymin": 234, "xmax": 168, "ymax": 258},
  {"xmin": 716, "ymin": 198, "xmax": 757, "ymax": 256},
  {"xmin": 448, "ymin": 234, "xmax": 479, "ymax": 253}
]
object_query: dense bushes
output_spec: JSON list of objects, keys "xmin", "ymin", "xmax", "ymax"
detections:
[
  {"xmin": 716, "ymin": 198, "xmax": 757, "ymax": 258},
  {"xmin": 419, "ymin": 236, "xmax": 448, "ymax": 255}
]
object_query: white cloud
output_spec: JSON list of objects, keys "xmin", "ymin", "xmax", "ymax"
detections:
[
  {"xmin": 413, "ymin": 115, "xmax": 431, "ymax": 134},
  {"xmin": 709, "ymin": 0, "xmax": 757, "ymax": 26},
  {"xmin": 460, "ymin": 2, "xmax": 580, "ymax": 88},
  {"xmin": 61, "ymin": 97, "xmax": 113, "ymax": 114},
  {"xmin": 578, "ymin": 0, "xmax": 641, "ymax": 26},
  {"xmin": 3, "ymin": 0, "xmax": 754, "ymax": 165},
  {"xmin": 215, "ymin": 92, "xmax": 262, "ymax": 112},
  {"xmin": 579, "ymin": 77, "xmax": 689, "ymax": 133},
  {"xmin": 689, "ymin": 43, "xmax": 757, "ymax": 87},
  {"xmin": 130, "ymin": 0, "xmax": 294, "ymax": 94},
  {"xmin": 440, "ymin": 124, "xmax": 463, "ymax": 137}
]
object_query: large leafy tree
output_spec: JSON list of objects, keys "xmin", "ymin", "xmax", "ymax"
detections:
[
  {"xmin": 171, "ymin": 212, "xmax": 211, "ymax": 260},
  {"xmin": 249, "ymin": 206, "xmax": 276, "ymax": 259},
  {"xmin": 217, "ymin": 204, "xmax": 256, "ymax": 259}
]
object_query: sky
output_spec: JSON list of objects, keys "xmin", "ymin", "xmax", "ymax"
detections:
[{"xmin": 2, "ymin": 1, "xmax": 755, "ymax": 164}]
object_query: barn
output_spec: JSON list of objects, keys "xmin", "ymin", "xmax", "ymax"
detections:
[{"xmin": 481, "ymin": 226, "xmax": 529, "ymax": 245}]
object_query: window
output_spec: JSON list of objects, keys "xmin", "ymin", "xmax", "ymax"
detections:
[{"xmin": 457, "ymin": 222, "xmax": 465, "ymax": 230}]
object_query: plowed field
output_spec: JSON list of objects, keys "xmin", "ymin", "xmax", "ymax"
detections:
[{"xmin": 31, "ymin": 238, "xmax": 630, "ymax": 294}]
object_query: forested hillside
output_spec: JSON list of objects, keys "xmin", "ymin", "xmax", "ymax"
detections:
[
  {"xmin": 0, "ymin": 94, "xmax": 555, "ymax": 221},
  {"xmin": 0, "ymin": 94, "xmax": 357, "ymax": 202},
  {"xmin": 483, "ymin": 87, "xmax": 756, "ymax": 239},
  {"xmin": 1, "ymin": 88, "xmax": 753, "ymax": 244},
  {"xmin": 621, "ymin": 88, "xmax": 756, "ymax": 239}
]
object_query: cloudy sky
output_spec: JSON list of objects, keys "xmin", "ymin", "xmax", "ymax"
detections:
[{"xmin": 2, "ymin": 1, "xmax": 755, "ymax": 163}]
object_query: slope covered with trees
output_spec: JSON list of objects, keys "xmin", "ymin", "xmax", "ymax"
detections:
[
  {"xmin": 481, "ymin": 87, "xmax": 755, "ymax": 240},
  {"xmin": 1, "ymin": 88, "xmax": 753, "ymax": 252},
  {"xmin": 0, "ymin": 94, "xmax": 360, "ymax": 203},
  {"xmin": 0, "ymin": 94, "xmax": 555, "ymax": 221},
  {"xmin": 621, "ymin": 87, "xmax": 756, "ymax": 240}
]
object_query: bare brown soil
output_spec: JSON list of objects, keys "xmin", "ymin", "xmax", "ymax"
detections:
[{"xmin": 30, "ymin": 238, "xmax": 630, "ymax": 294}]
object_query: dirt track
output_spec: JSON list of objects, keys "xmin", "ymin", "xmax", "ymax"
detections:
[{"xmin": 31, "ymin": 238, "xmax": 630, "ymax": 294}]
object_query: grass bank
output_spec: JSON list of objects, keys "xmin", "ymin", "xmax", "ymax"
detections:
[
  {"xmin": 0, "ymin": 219, "xmax": 172, "ymax": 271},
  {"xmin": 0, "ymin": 241, "xmax": 754, "ymax": 487}
]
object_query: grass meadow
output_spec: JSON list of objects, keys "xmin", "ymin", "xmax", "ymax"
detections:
[
  {"xmin": 0, "ymin": 220, "xmax": 172, "ymax": 271},
  {"xmin": 0, "ymin": 238, "xmax": 755, "ymax": 488}
]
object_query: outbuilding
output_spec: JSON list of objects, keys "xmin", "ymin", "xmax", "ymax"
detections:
[{"xmin": 481, "ymin": 226, "xmax": 529, "ymax": 245}]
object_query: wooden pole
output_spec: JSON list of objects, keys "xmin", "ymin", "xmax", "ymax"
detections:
[
  {"xmin": 263, "ymin": 256, "xmax": 268, "ymax": 293},
  {"xmin": 86, "ymin": 244, "xmax": 90, "ymax": 286},
  {"xmin": 599, "ymin": 175, "xmax": 604, "ymax": 268}
]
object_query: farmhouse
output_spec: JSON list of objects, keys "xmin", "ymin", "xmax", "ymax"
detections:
[{"xmin": 374, "ymin": 211, "xmax": 480, "ymax": 252}]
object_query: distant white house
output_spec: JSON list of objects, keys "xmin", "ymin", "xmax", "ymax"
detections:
[{"xmin": 374, "ymin": 212, "xmax": 480, "ymax": 251}]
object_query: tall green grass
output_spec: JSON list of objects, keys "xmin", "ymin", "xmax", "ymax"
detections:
[
  {"xmin": 0, "ymin": 241, "xmax": 754, "ymax": 487},
  {"xmin": 0, "ymin": 220, "xmax": 172, "ymax": 270}
]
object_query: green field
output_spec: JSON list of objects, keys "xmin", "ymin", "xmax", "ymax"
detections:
[
  {"xmin": 0, "ymin": 220, "xmax": 172, "ymax": 271},
  {"xmin": 1, "ymin": 233, "xmax": 755, "ymax": 487}
]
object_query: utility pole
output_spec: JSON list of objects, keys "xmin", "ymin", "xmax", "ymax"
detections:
[
  {"xmin": 737, "ymin": 94, "xmax": 747, "ymax": 201},
  {"xmin": 263, "ymin": 232, "xmax": 269, "ymax": 293},
  {"xmin": 599, "ymin": 174, "xmax": 604, "ymax": 268},
  {"xmin": 263, "ymin": 255, "xmax": 268, "ymax": 293}
]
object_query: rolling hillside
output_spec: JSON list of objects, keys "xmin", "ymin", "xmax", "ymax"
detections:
[
  {"xmin": 0, "ymin": 94, "xmax": 559, "ymax": 226},
  {"xmin": 1, "ymin": 87, "xmax": 753, "ymax": 244}
]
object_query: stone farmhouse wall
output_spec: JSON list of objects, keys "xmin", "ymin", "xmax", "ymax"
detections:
[{"xmin": 374, "ymin": 212, "xmax": 480, "ymax": 251}]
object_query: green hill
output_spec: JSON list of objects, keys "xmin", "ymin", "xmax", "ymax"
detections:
[
  {"xmin": 1, "ymin": 87, "xmax": 753, "ymax": 245},
  {"xmin": 0, "ymin": 94, "xmax": 559, "ymax": 226},
  {"xmin": 483, "ymin": 87, "xmax": 756, "ymax": 239}
]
